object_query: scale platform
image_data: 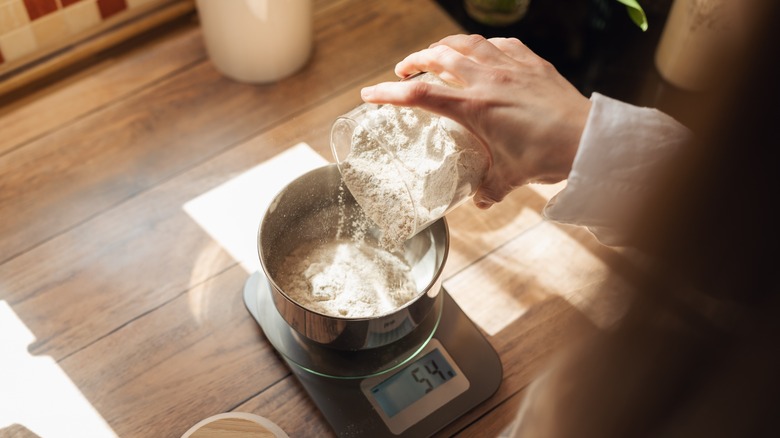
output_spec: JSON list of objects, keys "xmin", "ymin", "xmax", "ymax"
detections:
[{"xmin": 244, "ymin": 270, "xmax": 502, "ymax": 437}]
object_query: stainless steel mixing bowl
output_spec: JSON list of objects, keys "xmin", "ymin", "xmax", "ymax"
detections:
[{"xmin": 258, "ymin": 164, "xmax": 448, "ymax": 351}]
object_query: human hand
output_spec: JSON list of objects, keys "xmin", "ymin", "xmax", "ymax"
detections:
[{"xmin": 360, "ymin": 34, "xmax": 591, "ymax": 208}]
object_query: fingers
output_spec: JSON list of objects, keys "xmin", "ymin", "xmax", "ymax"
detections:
[
  {"xmin": 360, "ymin": 81, "xmax": 412, "ymax": 103},
  {"xmin": 394, "ymin": 34, "xmax": 518, "ymax": 84},
  {"xmin": 361, "ymin": 81, "xmax": 465, "ymax": 122},
  {"xmin": 432, "ymin": 34, "xmax": 508, "ymax": 63},
  {"xmin": 394, "ymin": 44, "xmax": 477, "ymax": 85},
  {"xmin": 486, "ymin": 37, "xmax": 535, "ymax": 62}
]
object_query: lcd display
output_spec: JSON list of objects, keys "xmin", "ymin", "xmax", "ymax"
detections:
[{"xmin": 369, "ymin": 349, "xmax": 457, "ymax": 418}]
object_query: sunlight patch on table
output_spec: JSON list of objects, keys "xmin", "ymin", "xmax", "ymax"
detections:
[
  {"xmin": 527, "ymin": 181, "xmax": 567, "ymax": 202},
  {"xmin": 0, "ymin": 301, "xmax": 116, "ymax": 437},
  {"xmin": 183, "ymin": 142, "xmax": 328, "ymax": 274},
  {"xmin": 445, "ymin": 220, "xmax": 617, "ymax": 335}
]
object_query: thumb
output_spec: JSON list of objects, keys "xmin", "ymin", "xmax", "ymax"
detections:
[{"xmin": 473, "ymin": 170, "xmax": 514, "ymax": 209}]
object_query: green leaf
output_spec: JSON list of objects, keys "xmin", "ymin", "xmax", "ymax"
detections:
[{"xmin": 615, "ymin": 0, "xmax": 648, "ymax": 31}]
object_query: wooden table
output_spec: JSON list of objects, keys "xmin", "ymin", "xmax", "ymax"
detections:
[{"xmin": 0, "ymin": 1, "xmax": 632, "ymax": 436}]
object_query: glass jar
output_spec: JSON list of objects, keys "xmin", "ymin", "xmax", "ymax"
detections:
[
  {"xmin": 464, "ymin": 0, "xmax": 531, "ymax": 27},
  {"xmin": 331, "ymin": 73, "xmax": 489, "ymax": 249},
  {"xmin": 654, "ymin": 0, "xmax": 729, "ymax": 90}
]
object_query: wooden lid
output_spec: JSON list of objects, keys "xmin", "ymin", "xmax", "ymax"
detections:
[{"xmin": 181, "ymin": 412, "xmax": 288, "ymax": 438}]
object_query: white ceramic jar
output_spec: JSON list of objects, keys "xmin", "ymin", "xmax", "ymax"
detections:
[{"xmin": 195, "ymin": 0, "xmax": 312, "ymax": 83}]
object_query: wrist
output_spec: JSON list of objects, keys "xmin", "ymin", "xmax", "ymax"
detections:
[
  {"xmin": 532, "ymin": 97, "xmax": 591, "ymax": 184},
  {"xmin": 562, "ymin": 97, "xmax": 592, "ymax": 173}
]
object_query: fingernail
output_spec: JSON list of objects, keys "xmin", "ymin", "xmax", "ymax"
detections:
[
  {"xmin": 475, "ymin": 200, "xmax": 492, "ymax": 209},
  {"xmin": 361, "ymin": 86, "xmax": 374, "ymax": 100}
]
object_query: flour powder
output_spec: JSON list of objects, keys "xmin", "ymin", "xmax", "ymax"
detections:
[
  {"xmin": 276, "ymin": 237, "xmax": 418, "ymax": 318},
  {"xmin": 340, "ymin": 74, "xmax": 489, "ymax": 250},
  {"xmin": 274, "ymin": 185, "xmax": 422, "ymax": 319}
]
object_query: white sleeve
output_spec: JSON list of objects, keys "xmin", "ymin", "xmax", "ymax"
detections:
[{"xmin": 542, "ymin": 93, "xmax": 692, "ymax": 246}]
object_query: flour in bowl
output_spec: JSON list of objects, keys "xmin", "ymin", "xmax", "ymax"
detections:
[{"xmin": 276, "ymin": 238, "xmax": 418, "ymax": 318}]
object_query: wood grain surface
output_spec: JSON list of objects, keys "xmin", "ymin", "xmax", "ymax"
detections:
[{"xmin": 0, "ymin": 1, "xmax": 630, "ymax": 436}]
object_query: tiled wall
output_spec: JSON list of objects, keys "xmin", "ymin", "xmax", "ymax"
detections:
[{"xmin": 0, "ymin": 0, "xmax": 166, "ymax": 68}]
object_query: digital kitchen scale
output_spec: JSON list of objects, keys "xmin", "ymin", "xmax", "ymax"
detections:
[{"xmin": 243, "ymin": 270, "xmax": 503, "ymax": 437}]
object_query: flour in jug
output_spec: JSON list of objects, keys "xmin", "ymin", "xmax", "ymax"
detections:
[{"xmin": 340, "ymin": 77, "xmax": 488, "ymax": 250}]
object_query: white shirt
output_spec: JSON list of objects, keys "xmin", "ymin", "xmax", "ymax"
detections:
[
  {"xmin": 542, "ymin": 93, "xmax": 691, "ymax": 246},
  {"xmin": 502, "ymin": 93, "xmax": 692, "ymax": 437}
]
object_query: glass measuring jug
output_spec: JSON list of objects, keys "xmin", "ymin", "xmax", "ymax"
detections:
[{"xmin": 331, "ymin": 73, "xmax": 489, "ymax": 249}]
